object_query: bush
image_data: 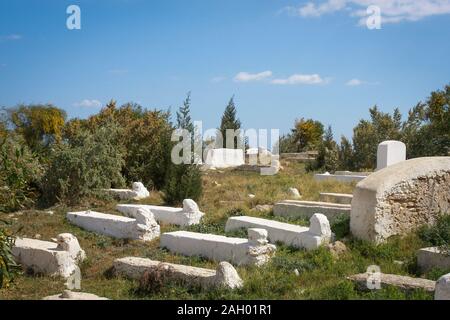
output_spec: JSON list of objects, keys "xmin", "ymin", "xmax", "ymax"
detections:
[
  {"xmin": 418, "ymin": 215, "xmax": 450, "ymax": 254},
  {"xmin": 83, "ymin": 102, "xmax": 174, "ymax": 190},
  {"xmin": 137, "ymin": 264, "xmax": 175, "ymax": 294},
  {"xmin": 163, "ymin": 163, "xmax": 202, "ymax": 205},
  {"xmin": 0, "ymin": 134, "xmax": 43, "ymax": 212},
  {"xmin": 0, "ymin": 220, "xmax": 20, "ymax": 288},
  {"xmin": 40, "ymin": 123, "xmax": 125, "ymax": 205}
]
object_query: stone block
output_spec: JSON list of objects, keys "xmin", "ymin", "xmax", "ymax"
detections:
[
  {"xmin": 66, "ymin": 210, "xmax": 160, "ymax": 241},
  {"xmin": 376, "ymin": 140, "xmax": 406, "ymax": 170},
  {"xmin": 117, "ymin": 199, "xmax": 204, "ymax": 227},
  {"xmin": 274, "ymin": 200, "xmax": 351, "ymax": 221},
  {"xmin": 350, "ymin": 157, "xmax": 450, "ymax": 243},
  {"xmin": 12, "ymin": 233, "xmax": 85, "ymax": 279},
  {"xmin": 160, "ymin": 229, "xmax": 276, "ymax": 266},
  {"xmin": 225, "ymin": 213, "xmax": 331, "ymax": 250},
  {"xmin": 113, "ymin": 257, "xmax": 243, "ymax": 290}
]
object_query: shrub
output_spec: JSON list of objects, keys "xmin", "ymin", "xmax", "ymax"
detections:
[
  {"xmin": 0, "ymin": 134, "xmax": 43, "ymax": 212},
  {"xmin": 40, "ymin": 122, "xmax": 125, "ymax": 205},
  {"xmin": 0, "ymin": 220, "xmax": 20, "ymax": 288},
  {"xmin": 83, "ymin": 101, "xmax": 174, "ymax": 190},
  {"xmin": 418, "ymin": 215, "xmax": 450, "ymax": 254},
  {"xmin": 331, "ymin": 215, "xmax": 351, "ymax": 240},
  {"xmin": 137, "ymin": 264, "xmax": 175, "ymax": 294}
]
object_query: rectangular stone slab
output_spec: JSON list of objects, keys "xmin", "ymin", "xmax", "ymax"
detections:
[
  {"xmin": 225, "ymin": 216, "xmax": 327, "ymax": 250},
  {"xmin": 334, "ymin": 171, "xmax": 371, "ymax": 176},
  {"xmin": 66, "ymin": 211, "xmax": 158, "ymax": 241},
  {"xmin": 417, "ymin": 247, "xmax": 450, "ymax": 273},
  {"xmin": 113, "ymin": 257, "xmax": 243, "ymax": 289},
  {"xmin": 348, "ymin": 273, "xmax": 435, "ymax": 292},
  {"xmin": 319, "ymin": 193, "xmax": 353, "ymax": 205},
  {"xmin": 314, "ymin": 173, "xmax": 366, "ymax": 183},
  {"xmin": 274, "ymin": 200, "xmax": 351, "ymax": 221},
  {"xmin": 160, "ymin": 230, "xmax": 275, "ymax": 266},
  {"xmin": 116, "ymin": 204, "xmax": 202, "ymax": 226},
  {"xmin": 12, "ymin": 237, "xmax": 80, "ymax": 278}
]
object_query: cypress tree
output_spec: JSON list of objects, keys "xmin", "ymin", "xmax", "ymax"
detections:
[{"xmin": 219, "ymin": 96, "xmax": 242, "ymax": 149}]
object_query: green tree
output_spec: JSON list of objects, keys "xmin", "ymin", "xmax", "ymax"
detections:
[
  {"xmin": 176, "ymin": 92, "xmax": 194, "ymax": 134},
  {"xmin": 7, "ymin": 104, "xmax": 66, "ymax": 153},
  {"xmin": 309, "ymin": 126, "xmax": 339, "ymax": 172},
  {"xmin": 338, "ymin": 136, "xmax": 354, "ymax": 170},
  {"xmin": 352, "ymin": 106, "xmax": 403, "ymax": 170},
  {"xmin": 164, "ymin": 93, "xmax": 203, "ymax": 205},
  {"xmin": 292, "ymin": 118, "xmax": 324, "ymax": 152},
  {"xmin": 219, "ymin": 96, "xmax": 242, "ymax": 149}
]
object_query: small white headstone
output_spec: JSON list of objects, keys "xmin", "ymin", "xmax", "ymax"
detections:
[
  {"xmin": 376, "ymin": 140, "xmax": 406, "ymax": 170},
  {"xmin": 288, "ymin": 187, "xmax": 301, "ymax": 199}
]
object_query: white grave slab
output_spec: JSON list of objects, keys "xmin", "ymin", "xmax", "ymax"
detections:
[
  {"xmin": 348, "ymin": 272, "xmax": 435, "ymax": 292},
  {"xmin": 274, "ymin": 200, "xmax": 351, "ymax": 221},
  {"xmin": 417, "ymin": 247, "xmax": 450, "ymax": 272},
  {"xmin": 204, "ymin": 148, "xmax": 245, "ymax": 169},
  {"xmin": 66, "ymin": 209, "xmax": 160, "ymax": 241},
  {"xmin": 319, "ymin": 193, "xmax": 353, "ymax": 205},
  {"xmin": 160, "ymin": 229, "xmax": 276, "ymax": 266},
  {"xmin": 12, "ymin": 233, "xmax": 85, "ymax": 279},
  {"xmin": 225, "ymin": 214, "xmax": 331, "ymax": 250},
  {"xmin": 113, "ymin": 257, "xmax": 243, "ymax": 289},
  {"xmin": 376, "ymin": 140, "xmax": 406, "ymax": 170},
  {"xmin": 104, "ymin": 182, "xmax": 150, "ymax": 200},
  {"xmin": 117, "ymin": 199, "xmax": 204, "ymax": 226},
  {"xmin": 314, "ymin": 173, "xmax": 367, "ymax": 183}
]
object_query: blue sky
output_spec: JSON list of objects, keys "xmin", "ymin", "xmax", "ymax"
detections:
[{"xmin": 1, "ymin": 0, "xmax": 450, "ymax": 139}]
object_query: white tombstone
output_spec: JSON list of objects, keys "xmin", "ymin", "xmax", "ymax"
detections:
[
  {"xmin": 205, "ymin": 148, "xmax": 245, "ymax": 169},
  {"xmin": 66, "ymin": 210, "xmax": 160, "ymax": 241},
  {"xmin": 113, "ymin": 258, "xmax": 243, "ymax": 290},
  {"xmin": 225, "ymin": 213, "xmax": 331, "ymax": 250},
  {"xmin": 160, "ymin": 229, "xmax": 276, "ymax": 266},
  {"xmin": 12, "ymin": 233, "xmax": 85, "ymax": 279},
  {"xmin": 435, "ymin": 273, "xmax": 450, "ymax": 300},
  {"xmin": 376, "ymin": 140, "xmax": 406, "ymax": 170},
  {"xmin": 117, "ymin": 199, "xmax": 204, "ymax": 227}
]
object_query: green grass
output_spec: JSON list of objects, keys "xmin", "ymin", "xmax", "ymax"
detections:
[{"xmin": 0, "ymin": 162, "xmax": 439, "ymax": 300}]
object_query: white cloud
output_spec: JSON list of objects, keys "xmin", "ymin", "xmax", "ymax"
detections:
[
  {"xmin": 346, "ymin": 78, "xmax": 380, "ymax": 86},
  {"xmin": 73, "ymin": 99, "xmax": 102, "ymax": 108},
  {"xmin": 234, "ymin": 71, "xmax": 273, "ymax": 82},
  {"xmin": 346, "ymin": 78, "xmax": 363, "ymax": 86},
  {"xmin": 0, "ymin": 34, "xmax": 23, "ymax": 42},
  {"xmin": 271, "ymin": 74, "xmax": 327, "ymax": 85},
  {"xmin": 211, "ymin": 76, "xmax": 226, "ymax": 83},
  {"xmin": 285, "ymin": 0, "xmax": 347, "ymax": 17},
  {"xmin": 283, "ymin": 0, "xmax": 450, "ymax": 24}
]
